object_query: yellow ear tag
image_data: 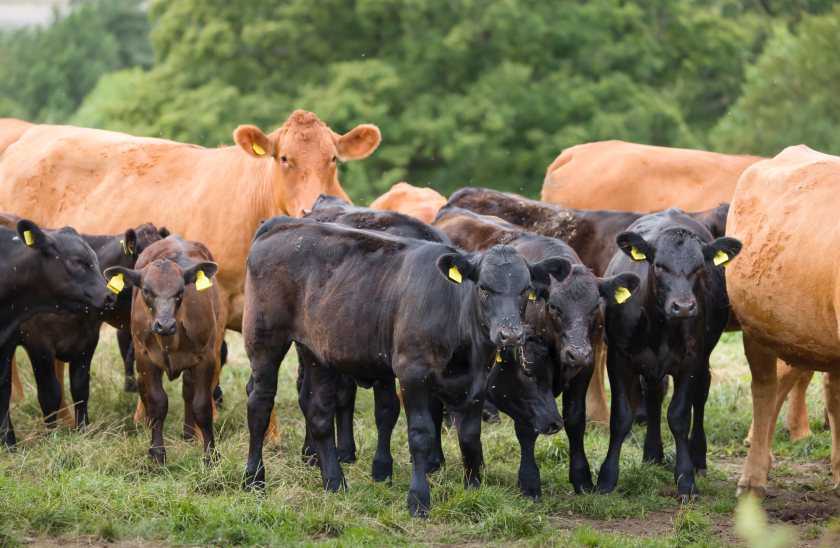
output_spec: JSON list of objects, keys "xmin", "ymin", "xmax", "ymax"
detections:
[
  {"xmin": 107, "ymin": 273, "xmax": 125, "ymax": 294},
  {"xmin": 119, "ymin": 239, "xmax": 133, "ymax": 255},
  {"xmin": 630, "ymin": 247, "xmax": 647, "ymax": 261},
  {"xmin": 448, "ymin": 265, "xmax": 462, "ymax": 284},
  {"xmin": 252, "ymin": 143, "xmax": 266, "ymax": 156},
  {"xmin": 23, "ymin": 230, "xmax": 34, "ymax": 246},
  {"xmin": 495, "ymin": 350, "xmax": 503, "ymax": 363},
  {"xmin": 528, "ymin": 290, "xmax": 536, "ymax": 302},
  {"xmin": 195, "ymin": 270, "xmax": 213, "ymax": 292},
  {"xmin": 614, "ymin": 286, "xmax": 632, "ymax": 304},
  {"xmin": 713, "ymin": 250, "xmax": 731, "ymax": 267}
]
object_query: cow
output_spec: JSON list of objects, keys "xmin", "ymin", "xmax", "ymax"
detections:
[
  {"xmin": 447, "ymin": 187, "xmax": 729, "ymax": 424},
  {"xmin": 369, "ymin": 182, "xmax": 448, "ymax": 224},
  {"xmin": 1, "ymin": 220, "xmax": 114, "ymax": 447},
  {"xmin": 543, "ymin": 142, "xmax": 815, "ymax": 444},
  {"xmin": 727, "ymin": 145, "xmax": 840, "ymax": 497},
  {"xmin": 0, "ymin": 118, "xmax": 33, "ymax": 157},
  {"xmin": 105, "ymin": 236, "xmax": 222, "ymax": 464},
  {"xmin": 299, "ymin": 194, "xmax": 451, "ymax": 478},
  {"xmin": 434, "ymin": 206, "xmax": 639, "ymax": 498},
  {"xmin": 596, "ymin": 209, "xmax": 741, "ymax": 502},
  {"xmin": 0, "ymin": 215, "xmax": 167, "ymax": 429},
  {"xmin": 242, "ymin": 216, "xmax": 569, "ymax": 516},
  {"xmin": 0, "ymin": 110, "xmax": 381, "ymax": 334}
]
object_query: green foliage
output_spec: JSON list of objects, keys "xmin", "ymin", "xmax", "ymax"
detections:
[
  {"xmin": 0, "ymin": 0, "xmax": 151, "ymax": 123},
  {"xmin": 711, "ymin": 5, "xmax": 840, "ymax": 157}
]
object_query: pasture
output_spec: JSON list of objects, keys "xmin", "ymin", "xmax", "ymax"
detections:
[{"xmin": 2, "ymin": 329, "xmax": 838, "ymax": 546}]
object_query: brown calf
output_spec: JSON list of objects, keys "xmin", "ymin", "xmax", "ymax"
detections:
[{"xmin": 106, "ymin": 236, "xmax": 222, "ymax": 464}]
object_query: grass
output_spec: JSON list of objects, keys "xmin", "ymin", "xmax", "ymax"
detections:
[{"xmin": 1, "ymin": 330, "xmax": 838, "ymax": 546}]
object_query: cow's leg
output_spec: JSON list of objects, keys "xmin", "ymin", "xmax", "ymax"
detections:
[
  {"xmin": 298, "ymin": 347, "xmax": 345, "ymax": 491},
  {"xmin": 116, "ymin": 329, "xmax": 137, "ymax": 393},
  {"xmin": 586, "ymin": 343, "xmax": 610, "ymax": 426},
  {"xmin": 193, "ymin": 358, "xmax": 217, "ymax": 465},
  {"xmin": 428, "ymin": 395, "xmax": 446, "ymax": 472},
  {"xmin": 642, "ymin": 377, "xmax": 666, "ymax": 464},
  {"xmin": 785, "ymin": 363, "xmax": 813, "ymax": 441},
  {"xmin": 823, "ymin": 371, "xmax": 840, "ymax": 485},
  {"xmin": 514, "ymin": 419, "xmax": 541, "ymax": 499},
  {"xmin": 10, "ymin": 355, "xmax": 23, "ymax": 402},
  {"xmin": 335, "ymin": 373, "xmax": 357, "ymax": 464},
  {"xmin": 566, "ymin": 368, "xmax": 594, "ymax": 494},
  {"xmin": 139, "ymin": 361, "xmax": 168, "ymax": 464},
  {"xmin": 738, "ymin": 334, "xmax": 778, "ymax": 498},
  {"xmin": 745, "ymin": 360, "xmax": 811, "ymax": 447},
  {"xmin": 182, "ymin": 369, "xmax": 197, "ymax": 441},
  {"xmin": 27, "ymin": 345, "xmax": 62, "ymax": 430},
  {"xmin": 53, "ymin": 360, "xmax": 75, "ymax": 427},
  {"xmin": 596, "ymin": 347, "xmax": 634, "ymax": 494},
  {"xmin": 243, "ymin": 341, "xmax": 289, "ymax": 491},
  {"xmin": 689, "ymin": 365, "xmax": 712, "ymax": 475},
  {"xmin": 66, "ymin": 333, "xmax": 98, "ymax": 429},
  {"xmin": 213, "ymin": 339, "xmax": 227, "ymax": 409},
  {"xmin": 296, "ymin": 358, "xmax": 318, "ymax": 465},
  {"xmin": 482, "ymin": 400, "xmax": 500, "ymax": 423},
  {"xmin": 371, "ymin": 377, "xmax": 400, "ymax": 482},
  {"xmin": 453, "ymin": 398, "xmax": 485, "ymax": 490},
  {"xmin": 0, "ymin": 343, "xmax": 16, "ymax": 447},
  {"xmin": 400, "ymin": 363, "xmax": 436, "ymax": 518},
  {"xmin": 669, "ymin": 366, "xmax": 698, "ymax": 501}
]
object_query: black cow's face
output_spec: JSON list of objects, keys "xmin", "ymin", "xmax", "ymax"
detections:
[
  {"xmin": 105, "ymin": 259, "xmax": 218, "ymax": 336},
  {"xmin": 17, "ymin": 220, "xmax": 114, "ymax": 311},
  {"xmin": 437, "ymin": 246, "xmax": 571, "ymax": 348},
  {"xmin": 487, "ymin": 329, "xmax": 562, "ymax": 435},
  {"xmin": 617, "ymin": 229, "xmax": 741, "ymax": 320}
]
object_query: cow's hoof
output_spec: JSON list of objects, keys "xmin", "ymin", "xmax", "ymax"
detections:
[
  {"xmin": 427, "ymin": 456, "xmax": 445, "ymax": 474},
  {"xmin": 149, "ymin": 447, "xmax": 166, "ymax": 464},
  {"xmin": 371, "ymin": 459, "xmax": 393, "ymax": 482},
  {"xmin": 736, "ymin": 483, "xmax": 767, "ymax": 499},
  {"xmin": 407, "ymin": 492, "xmax": 430, "ymax": 518},
  {"xmin": 519, "ymin": 483, "xmax": 542, "ymax": 501},
  {"xmin": 301, "ymin": 445, "xmax": 319, "ymax": 467},
  {"xmin": 695, "ymin": 468, "xmax": 707, "ymax": 477},
  {"xmin": 204, "ymin": 450, "xmax": 220, "ymax": 467},
  {"xmin": 124, "ymin": 377, "xmax": 138, "ymax": 393},
  {"xmin": 323, "ymin": 477, "xmax": 347, "ymax": 492},
  {"xmin": 596, "ymin": 482, "xmax": 616, "ymax": 495},
  {"xmin": 337, "ymin": 451, "xmax": 357, "ymax": 464},
  {"xmin": 678, "ymin": 493, "xmax": 699, "ymax": 505},
  {"xmin": 242, "ymin": 468, "xmax": 266, "ymax": 492}
]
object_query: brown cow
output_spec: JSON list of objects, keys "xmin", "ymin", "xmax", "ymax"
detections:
[
  {"xmin": 727, "ymin": 145, "xmax": 840, "ymax": 496},
  {"xmin": 0, "ymin": 110, "xmax": 381, "ymax": 332},
  {"xmin": 106, "ymin": 236, "xmax": 222, "ymax": 464},
  {"xmin": 542, "ymin": 141, "xmax": 815, "ymax": 441},
  {"xmin": 369, "ymin": 182, "xmax": 447, "ymax": 223}
]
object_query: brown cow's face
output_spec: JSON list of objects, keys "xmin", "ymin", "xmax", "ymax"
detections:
[
  {"xmin": 104, "ymin": 259, "xmax": 218, "ymax": 336},
  {"xmin": 233, "ymin": 110, "xmax": 381, "ymax": 218}
]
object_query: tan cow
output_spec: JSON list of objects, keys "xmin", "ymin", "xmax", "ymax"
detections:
[
  {"xmin": 727, "ymin": 145, "xmax": 840, "ymax": 496},
  {"xmin": 369, "ymin": 182, "xmax": 447, "ymax": 223},
  {"xmin": 542, "ymin": 140, "xmax": 762, "ymax": 211},
  {"xmin": 541, "ymin": 140, "xmax": 816, "ymax": 439},
  {"xmin": 0, "ymin": 118, "xmax": 33, "ymax": 157},
  {"xmin": 0, "ymin": 110, "xmax": 381, "ymax": 331}
]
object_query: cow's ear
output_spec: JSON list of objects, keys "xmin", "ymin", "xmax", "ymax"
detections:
[
  {"xmin": 158, "ymin": 226, "xmax": 171, "ymax": 239},
  {"xmin": 436, "ymin": 252, "xmax": 476, "ymax": 285},
  {"xmin": 234, "ymin": 125, "xmax": 274, "ymax": 158},
  {"xmin": 183, "ymin": 261, "xmax": 219, "ymax": 291},
  {"xmin": 123, "ymin": 229, "xmax": 138, "ymax": 257},
  {"xmin": 103, "ymin": 266, "xmax": 141, "ymax": 294},
  {"xmin": 16, "ymin": 219, "xmax": 52, "ymax": 253},
  {"xmin": 703, "ymin": 237, "xmax": 742, "ymax": 267},
  {"xmin": 335, "ymin": 124, "xmax": 381, "ymax": 161},
  {"xmin": 599, "ymin": 272, "xmax": 641, "ymax": 305},
  {"xmin": 616, "ymin": 232, "xmax": 654, "ymax": 263},
  {"xmin": 529, "ymin": 257, "xmax": 571, "ymax": 300}
]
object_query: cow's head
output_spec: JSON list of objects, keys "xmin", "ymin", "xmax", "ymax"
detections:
[
  {"xmin": 105, "ymin": 259, "xmax": 218, "ymax": 336},
  {"xmin": 488, "ymin": 328, "xmax": 563, "ymax": 435},
  {"xmin": 437, "ymin": 245, "xmax": 571, "ymax": 348},
  {"xmin": 543, "ymin": 266, "xmax": 639, "ymax": 374},
  {"xmin": 16, "ymin": 220, "xmax": 114, "ymax": 311},
  {"xmin": 233, "ymin": 110, "xmax": 381, "ymax": 217},
  {"xmin": 617, "ymin": 229, "xmax": 741, "ymax": 320},
  {"xmin": 98, "ymin": 224, "xmax": 171, "ymax": 272}
]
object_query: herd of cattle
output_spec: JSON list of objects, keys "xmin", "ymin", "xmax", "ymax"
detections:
[{"xmin": 0, "ymin": 111, "xmax": 839, "ymax": 517}]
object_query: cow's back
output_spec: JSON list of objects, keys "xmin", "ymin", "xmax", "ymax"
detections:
[
  {"xmin": 0, "ymin": 119, "xmax": 34, "ymax": 157},
  {"xmin": 727, "ymin": 145, "xmax": 840, "ymax": 369},
  {"xmin": 369, "ymin": 182, "xmax": 447, "ymax": 224},
  {"xmin": 542, "ymin": 140, "xmax": 762, "ymax": 212}
]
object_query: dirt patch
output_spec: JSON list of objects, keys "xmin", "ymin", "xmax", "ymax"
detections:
[{"xmin": 551, "ymin": 511, "xmax": 675, "ymax": 539}]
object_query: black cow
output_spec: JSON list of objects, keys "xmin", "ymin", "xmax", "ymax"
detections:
[
  {"xmin": 435, "ymin": 206, "xmax": 639, "ymax": 497},
  {"xmin": 595, "ymin": 209, "xmax": 741, "ymax": 502},
  {"xmin": 296, "ymin": 195, "xmax": 451, "ymax": 479},
  {"xmin": 242, "ymin": 216, "xmax": 569, "ymax": 517},
  {"xmin": 0, "ymin": 220, "xmax": 114, "ymax": 447}
]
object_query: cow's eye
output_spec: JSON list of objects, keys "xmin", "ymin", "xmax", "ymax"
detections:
[
  {"xmin": 654, "ymin": 263, "xmax": 669, "ymax": 273},
  {"xmin": 331, "ymin": 155, "xmax": 338, "ymax": 163},
  {"xmin": 479, "ymin": 286, "xmax": 490, "ymax": 300},
  {"xmin": 523, "ymin": 368, "xmax": 534, "ymax": 378},
  {"xmin": 175, "ymin": 293, "xmax": 183, "ymax": 304},
  {"xmin": 142, "ymin": 288, "xmax": 150, "ymax": 297},
  {"xmin": 280, "ymin": 155, "xmax": 288, "ymax": 163}
]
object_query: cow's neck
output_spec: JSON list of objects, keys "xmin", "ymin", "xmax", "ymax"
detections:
[{"xmin": 0, "ymin": 251, "xmax": 51, "ymax": 344}]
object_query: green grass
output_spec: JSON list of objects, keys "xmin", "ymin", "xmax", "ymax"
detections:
[{"xmin": 1, "ymin": 330, "xmax": 837, "ymax": 546}]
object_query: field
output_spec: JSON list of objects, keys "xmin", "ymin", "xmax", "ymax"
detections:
[{"xmin": 2, "ymin": 329, "xmax": 839, "ymax": 546}]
